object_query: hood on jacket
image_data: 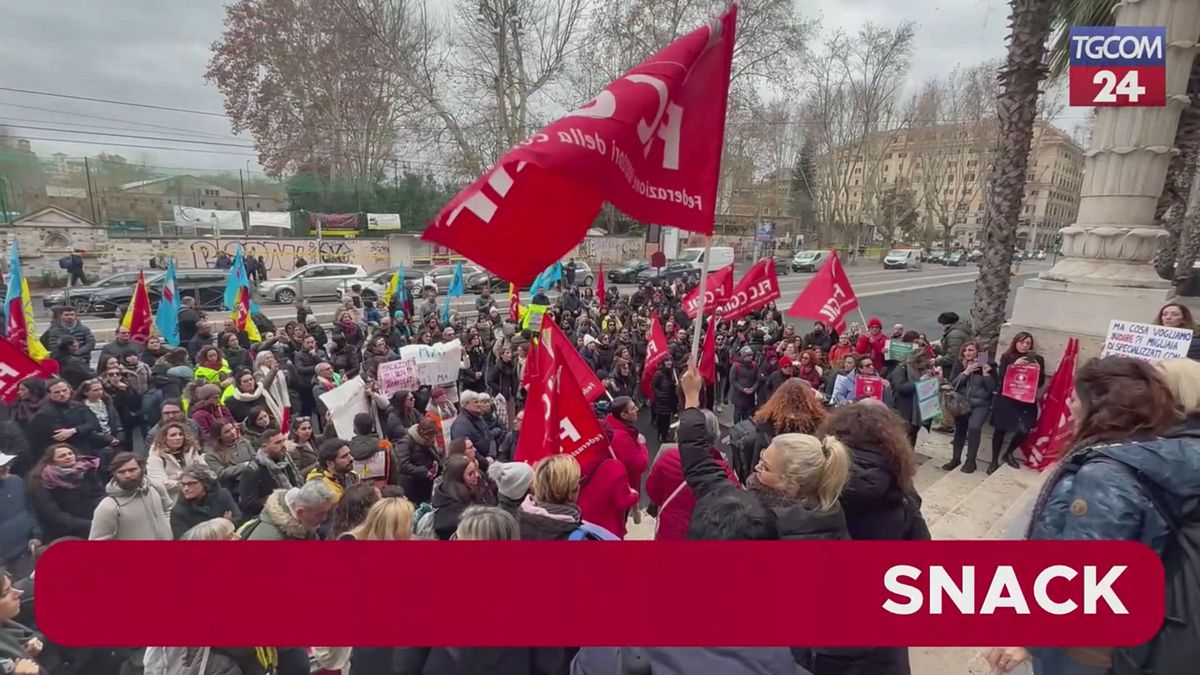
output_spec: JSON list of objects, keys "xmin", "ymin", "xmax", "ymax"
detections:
[
  {"xmin": 1093, "ymin": 437, "xmax": 1200, "ymax": 501},
  {"xmin": 260, "ymin": 489, "xmax": 310, "ymax": 539},
  {"xmin": 349, "ymin": 434, "xmax": 382, "ymax": 460}
]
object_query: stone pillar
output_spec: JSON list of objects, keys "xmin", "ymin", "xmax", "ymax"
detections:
[{"xmin": 1005, "ymin": 0, "xmax": 1200, "ymax": 366}]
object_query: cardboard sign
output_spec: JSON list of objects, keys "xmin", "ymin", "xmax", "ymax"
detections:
[
  {"xmin": 916, "ymin": 377, "xmax": 941, "ymax": 422},
  {"xmin": 1002, "ymin": 361, "xmax": 1041, "ymax": 403},
  {"xmin": 1101, "ymin": 320, "xmax": 1193, "ymax": 362},
  {"xmin": 374, "ymin": 340, "xmax": 464, "ymax": 396},
  {"xmin": 887, "ymin": 340, "xmax": 915, "ymax": 361},
  {"xmin": 318, "ymin": 376, "xmax": 370, "ymax": 438},
  {"xmin": 855, "ymin": 375, "xmax": 884, "ymax": 401}
]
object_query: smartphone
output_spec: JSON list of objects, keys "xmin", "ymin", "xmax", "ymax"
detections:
[{"xmin": 976, "ymin": 350, "xmax": 990, "ymax": 367}]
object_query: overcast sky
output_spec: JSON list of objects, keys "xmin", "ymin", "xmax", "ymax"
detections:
[{"xmin": 0, "ymin": 0, "xmax": 1088, "ymax": 178}]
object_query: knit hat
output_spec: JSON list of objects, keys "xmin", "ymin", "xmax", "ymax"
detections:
[
  {"xmin": 488, "ymin": 462, "xmax": 534, "ymax": 501},
  {"xmin": 779, "ymin": 356, "xmax": 793, "ymax": 368},
  {"xmin": 867, "ymin": 317, "xmax": 883, "ymax": 330},
  {"xmin": 937, "ymin": 311, "xmax": 960, "ymax": 325}
]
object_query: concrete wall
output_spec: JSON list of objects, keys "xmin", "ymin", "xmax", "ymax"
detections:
[{"xmin": 107, "ymin": 237, "xmax": 393, "ymax": 275}]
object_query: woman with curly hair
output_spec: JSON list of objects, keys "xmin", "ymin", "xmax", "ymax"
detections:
[
  {"xmin": 732, "ymin": 378, "xmax": 827, "ymax": 483},
  {"xmin": 329, "ymin": 483, "xmax": 382, "ymax": 540}
]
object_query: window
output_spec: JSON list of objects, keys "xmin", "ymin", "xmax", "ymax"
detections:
[
  {"xmin": 854, "ymin": 167, "xmax": 862, "ymax": 174},
  {"xmin": 203, "ymin": 189, "xmax": 219, "ymax": 196},
  {"xmin": 898, "ymin": 152, "xmax": 907, "ymax": 158}
]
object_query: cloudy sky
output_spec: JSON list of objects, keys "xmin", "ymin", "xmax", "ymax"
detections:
[{"xmin": 0, "ymin": 0, "xmax": 1088, "ymax": 177}]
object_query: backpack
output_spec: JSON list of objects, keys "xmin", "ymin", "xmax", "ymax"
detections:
[
  {"xmin": 567, "ymin": 522, "xmax": 621, "ymax": 541},
  {"xmin": 1110, "ymin": 460, "xmax": 1200, "ymax": 675},
  {"xmin": 58, "ymin": 255, "xmax": 71, "ymax": 269}
]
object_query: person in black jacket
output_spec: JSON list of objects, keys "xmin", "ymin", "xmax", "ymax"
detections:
[
  {"xmin": 989, "ymin": 331, "xmax": 1046, "ymax": 474},
  {"xmin": 677, "ymin": 364, "xmax": 852, "ymax": 541},
  {"xmin": 27, "ymin": 443, "xmax": 105, "ymax": 541},
  {"xmin": 384, "ymin": 391, "xmax": 423, "ymax": 443},
  {"xmin": 431, "ymin": 455, "xmax": 486, "ymax": 540},
  {"xmin": 28, "ymin": 379, "xmax": 105, "ymax": 461},
  {"xmin": 53, "ymin": 337, "xmax": 94, "ymax": 389},
  {"xmin": 170, "ymin": 467, "xmax": 241, "ymax": 539},
  {"xmin": 394, "ymin": 419, "xmax": 441, "ymax": 504},
  {"xmin": 943, "ymin": 340, "xmax": 997, "ymax": 474},
  {"xmin": 449, "ymin": 391, "xmax": 495, "ymax": 462},
  {"xmin": 886, "ymin": 349, "xmax": 936, "ymax": 447},
  {"xmin": 237, "ymin": 428, "xmax": 300, "ymax": 518},
  {"xmin": 486, "ymin": 347, "xmax": 519, "ymax": 404},
  {"xmin": 649, "ymin": 358, "xmax": 678, "ymax": 443},
  {"xmin": 177, "ymin": 297, "xmax": 201, "ymax": 344},
  {"xmin": 729, "ymin": 347, "xmax": 759, "ymax": 423}
]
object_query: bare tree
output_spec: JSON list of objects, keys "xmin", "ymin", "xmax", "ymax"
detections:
[{"xmin": 207, "ymin": 0, "xmax": 405, "ymax": 181}]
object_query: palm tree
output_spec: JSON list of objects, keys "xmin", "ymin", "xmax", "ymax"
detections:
[
  {"xmin": 1047, "ymin": 0, "xmax": 1200, "ymax": 290},
  {"xmin": 969, "ymin": 0, "xmax": 1056, "ymax": 353}
]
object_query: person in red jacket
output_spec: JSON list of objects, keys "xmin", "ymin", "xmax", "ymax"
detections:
[
  {"xmin": 577, "ymin": 412, "xmax": 641, "ymax": 539},
  {"xmin": 855, "ymin": 317, "xmax": 887, "ymax": 371},
  {"xmin": 645, "ymin": 409, "xmax": 738, "ymax": 540},
  {"xmin": 604, "ymin": 397, "xmax": 649, "ymax": 500}
]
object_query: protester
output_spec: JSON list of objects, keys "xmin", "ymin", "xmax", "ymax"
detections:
[
  {"xmin": 306, "ymin": 437, "xmax": 360, "ymax": 503},
  {"xmin": 649, "ymin": 357, "xmax": 678, "ymax": 442},
  {"xmin": 328, "ymin": 483, "xmax": 381, "ymax": 539},
  {"xmin": 146, "ymin": 421, "xmax": 203, "ymax": 499},
  {"xmin": 645, "ymin": 413, "xmax": 738, "ymax": 541},
  {"xmin": 989, "ymin": 331, "xmax": 1046, "ymax": 473},
  {"xmin": 936, "ymin": 311, "xmax": 972, "ymax": 369},
  {"xmin": 489, "ymin": 461, "xmax": 534, "ymax": 520},
  {"xmin": 238, "ymin": 427, "xmax": 301, "ymax": 518},
  {"xmin": 170, "ymin": 467, "xmax": 241, "ymax": 539},
  {"xmin": 887, "ymin": 348, "xmax": 936, "ymax": 447},
  {"xmin": 519, "ymin": 455, "xmax": 593, "ymax": 540},
  {"xmin": 942, "ymin": 340, "xmax": 996, "ymax": 473},
  {"xmin": 394, "ymin": 418, "xmax": 442, "ymax": 504},
  {"xmin": 855, "ymin": 317, "xmax": 887, "ymax": 371},
  {"xmin": 0, "ymin": 453, "xmax": 39, "ymax": 579},
  {"xmin": 285, "ymin": 416, "xmax": 319, "ymax": 478},
  {"xmin": 679, "ymin": 363, "xmax": 850, "ymax": 540},
  {"xmin": 430, "ymin": 455, "xmax": 486, "ymax": 540},
  {"xmin": 1153, "ymin": 301, "xmax": 1200, "ymax": 360},
  {"xmin": 732, "ymin": 379, "xmax": 827, "ymax": 484},
  {"xmin": 29, "ymin": 378, "xmax": 105, "ymax": 464},
  {"xmin": 454, "ymin": 504, "xmax": 520, "ymax": 540},
  {"xmin": 89, "ymin": 452, "xmax": 173, "ymax": 541},
  {"xmin": 341, "ymin": 496, "xmax": 414, "ymax": 542},
  {"xmin": 987, "ymin": 356, "xmax": 1200, "ymax": 674},
  {"xmin": 240, "ymin": 482, "xmax": 335, "ymax": 541}
]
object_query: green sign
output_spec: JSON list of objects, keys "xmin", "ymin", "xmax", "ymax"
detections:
[{"xmin": 887, "ymin": 340, "xmax": 916, "ymax": 361}]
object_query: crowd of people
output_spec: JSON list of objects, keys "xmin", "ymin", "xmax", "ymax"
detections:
[{"xmin": 0, "ymin": 261, "xmax": 1197, "ymax": 675}]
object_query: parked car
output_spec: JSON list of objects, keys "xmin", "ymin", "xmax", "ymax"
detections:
[
  {"xmin": 567, "ymin": 261, "xmax": 594, "ymax": 287},
  {"xmin": 1034, "ymin": 250, "xmax": 1047, "ymax": 260},
  {"xmin": 944, "ymin": 251, "xmax": 967, "ymax": 266},
  {"xmin": 636, "ymin": 260, "xmax": 696, "ymax": 283},
  {"xmin": 607, "ymin": 260, "xmax": 650, "ymax": 284},
  {"xmin": 75, "ymin": 269, "xmax": 230, "ymax": 317},
  {"xmin": 882, "ymin": 249, "xmax": 922, "ymax": 270},
  {"xmin": 966, "ymin": 249, "xmax": 983, "ymax": 262},
  {"xmin": 42, "ymin": 271, "xmax": 145, "ymax": 310},
  {"xmin": 791, "ymin": 250, "xmax": 831, "ymax": 273},
  {"xmin": 257, "ymin": 263, "xmax": 368, "ymax": 303},
  {"xmin": 336, "ymin": 268, "xmax": 435, "ymax": 304},
  {"xmin": 674, "ymin": 246, "xmax": 735, "ymax": 272},
  {"xmin": 773, "ymin": 254, "xmax": 791, "ymax": 275},
  {"xmin": 925, "ymin": 250, "xmax": 947, "ymax": 265}
]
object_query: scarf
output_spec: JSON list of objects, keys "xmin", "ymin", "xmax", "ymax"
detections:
[
  {"xmin": 42, "ymin": 456, "xmax": 101, "ymax": 490},
  {"xmin": 746, "ymin": 474, "xmax": 804, "ymax": 509},
  {"xmin": 519, "ymin": 495, "xmax": 581, "ymax": 523},
  {"xmin": 12, "ymin": 397, "xmax": 44, "ymax": 424},
  {"xmin": 255, "ymin": 448, "xmax": 298, "ymax": 490}
]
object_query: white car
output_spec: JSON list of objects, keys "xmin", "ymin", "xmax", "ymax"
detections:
[
  {"xmin": 257, "ymin": 263, "xmax": 368, "ymax": 303},
  {"xmin": 336, "ymin": 269, "xmax": 435, "ymax": 303}
]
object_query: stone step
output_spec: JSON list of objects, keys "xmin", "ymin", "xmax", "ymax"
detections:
[
  {"xmin": 930, "ymin": 464, "xmax": 1041, "ymax": 540},
  {"xmin": 917, "ymin": 463, "xmax": 990, "ymax": 529}
]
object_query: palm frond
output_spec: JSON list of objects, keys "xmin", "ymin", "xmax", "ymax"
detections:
[{"xmin": 1047, "ymin": 0, "xmax": 1120, "ymax": 80}]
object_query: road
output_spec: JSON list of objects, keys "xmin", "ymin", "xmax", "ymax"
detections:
[{"xmin": 43, "ymin": 261, "xmax": 1050, "ymax": 342}]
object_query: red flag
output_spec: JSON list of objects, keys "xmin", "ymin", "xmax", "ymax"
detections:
[
  {"xmin": 508, "ymin": 283, "xmax": 520, "ymax": 323},
  {"xmin": 279, "ymin": 406, "xmax": 291, "ymax": 435},
  {"xmin": 119, "ymin": 271, "xmax": 154, "ymax": 343},
  {"xmin": 682, "ymin": 266, "xmax": 734, "ymax": 318},
  {"xmin": 1022, "ymin": 338, "xmax": 1080, "ymax": 472},
  {"xmin": 0, "ymin": 337, "xmax": 46, "ymax": 403},
  {"xmin": 786, "ymin": 252, "xmax": 859, "ymax": 332},
  {"xmin": 714, "ymin": 258, "xmax": 781, "ymax": 323},
  {"xmin": 422, "ymin": 8, "xmax": 738, "ymax": 286},
  {"xmin": 597, "ymin": 264, "xmax": 606, "ymax": 310},
  {"xmin": 515, "ymin": 316, "xmax": 612, "ymax": 475},
  {"xmin": 543, "ymin": 318, "xmax": 605, "ymax": 403},
  {"xmin": 639, "ymin": 315, "xmax": 670, "ymax": 398},
  {"xmin": 698, "ymin": 318, "xmax": 717, "ymax": 386}
]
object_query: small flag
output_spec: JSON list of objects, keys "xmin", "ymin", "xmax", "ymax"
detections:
[
  {"xmin": 382, "ymin": 267, "xmax": 402, "ymax": 308},
  {"xmin": 639, "ymin": 316, "xmax": 670, "ymax": 398},
  {"xmin": 120, "ymin": 270, "xmax": 154, "ymax": 344},
  {"xmin": 232, "ymin": 285, "xmax": 261, "ymax": 343},
  {"xmin": 509, "ymin": 283, "xmax": 520, "ymax": 323},
  {"xmin": 154, "ymin": 259, "xmax": 180, "ymax": 346},
  {"xmin": 786, "ymin": 252, "xmax": 859, "ymax": 332},
  {"xmin": 3, "ymin": 242, "xmax": 50, "ymax": 362}
]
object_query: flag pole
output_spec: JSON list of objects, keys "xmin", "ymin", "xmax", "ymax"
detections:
[{"xmin": 690, "ymin": 241, "xmax": 713, "ymax": 362}]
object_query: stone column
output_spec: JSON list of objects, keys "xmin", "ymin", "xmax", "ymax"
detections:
[{"xmin": 1005, "ymin": 0, "xmax": 1200, "ymax": 365}]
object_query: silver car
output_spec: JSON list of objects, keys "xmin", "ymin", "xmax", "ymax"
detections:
[{"xmin": 257, "ymin": 263, "xmax": 368, "ymax": 303}]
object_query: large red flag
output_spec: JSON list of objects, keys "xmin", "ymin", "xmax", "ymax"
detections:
[
  {"xmin": 786, "ymin": 252, "xmax": 859, "ymax": 332},
  {"xmin": 698, "ymin": 317, "xmax": 718, "ymax": 386},
  {"xmin": 714, "ymin": 258, "xmax": 781, "ymax": 323},
  {"xmin": 422, "ymin": 8, "xmax": 738, "ymax": 286},
  {"xmin": 682, "ymin": 265, "xmax": 734, "ymax": 318},
  {"xmin": 0, "ymin": 337, "xmax": 48, "ymax": 403},
  {"xmin": 119, "ymin": 271, "xmax": 154, "ymax": 343},
  {"xmin": 543, "ymin": 318, "xmax": 606, "ymax": 403},
  {"xmin": 639, "ymin": 316, "xmax": 670, "ymax": 398},
  {"xmin": 597, "ymin": 264, "xmax": 606, "ymax": 310},
  {"xmin": 515, "ymin": 316, "xmax": 612, "ymax": 475},
  {"xmin": 1022, "ymin": 338, "xmax": 1080, "ymax": 472}
]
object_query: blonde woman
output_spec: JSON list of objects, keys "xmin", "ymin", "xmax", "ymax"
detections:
[
  {"xmin": 147, "ymin": 421, "xmax": 204, "ymax": 499},
  {"xmin": 518, "ymin": 454, "xmax": 587, "ymax": 541},
  {"xmin": 679, "ymin": 363, "xmax": 851, "ymax": 540},
  {"xmin": 343, "ymin": 497, "xmax": 414, "ymax": 541},
  {"xmin": 1156, "ymin": 358, "xmax": 1200, "ymax": 434}
]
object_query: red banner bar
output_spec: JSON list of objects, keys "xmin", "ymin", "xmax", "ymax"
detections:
[{"xmin": 38, "ymin": 541, "xmax": 1163, "ymax": 647}]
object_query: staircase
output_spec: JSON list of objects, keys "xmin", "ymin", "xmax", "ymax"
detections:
[{"xmin": 623, "ymin": 427, "xmax": 1048, "ymax": 674}]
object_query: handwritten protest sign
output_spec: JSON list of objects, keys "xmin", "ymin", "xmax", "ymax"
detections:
[
  {"xmin": 916, "ymin": 377, "xmax": 941, "ymax": 422},
  {"xmin": 1001, "ymin": 361, "xmax": 1040, "ymax": 403},
  {"xmin": 376, "ymin": 340, "xmax": 464, "ymax": 395},
  {"xmin": 1101, "ymin": 320, "xmax": 1193, "ymax": 362}
]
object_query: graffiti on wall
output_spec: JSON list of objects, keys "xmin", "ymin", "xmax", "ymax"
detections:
[{"xmin": 573, "ymin": 237, "xmax": 644, "ymax": 264}]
